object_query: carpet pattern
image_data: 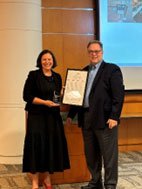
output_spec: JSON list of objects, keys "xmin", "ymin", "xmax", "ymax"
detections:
[{"xmin": 0, "ymin": 151, "xmax": 142, "ymax": 189}]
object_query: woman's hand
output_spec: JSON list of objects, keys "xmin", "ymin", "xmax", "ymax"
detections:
[
  {"xmin": 32, "ymin": 97, "xmax": 60, "ymax": 107},
  {"xmin": 66, "ymin": 117, "xmax": 72, "ymax": 125},
  {"xmin": 44, "ymin": 100, "xmax": 60, "ymax": 107}
]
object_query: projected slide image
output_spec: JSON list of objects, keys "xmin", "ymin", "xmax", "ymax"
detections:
[
  {"xmin": 99, "ymin": 0, "xmax": 142, "ymax": 89},
  {"xmin": 108, "ymin": 0, "xmax": 142, "ymax": 22}
]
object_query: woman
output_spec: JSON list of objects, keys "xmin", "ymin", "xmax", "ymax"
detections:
[{"xmin": 23, "ymin": 49, "xmax": 70, "ymax": 189}]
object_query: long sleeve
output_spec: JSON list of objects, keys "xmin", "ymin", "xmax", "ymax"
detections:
[
  {"xmin": 23, "ymin": 71, "xmax": 37, "ymax": 104},
  {"xmin": 109, "ymin": 66, "xmax": 125, "ymax": 120}
]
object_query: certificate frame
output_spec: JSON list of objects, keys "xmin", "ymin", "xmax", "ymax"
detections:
[{"xmin": 62, "ymin": 69, "xmax": 88, "ymax": 106}]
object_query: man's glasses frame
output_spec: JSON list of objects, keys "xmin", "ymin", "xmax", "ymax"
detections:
[{"xmin": 88, "ymin": 50, "xmax": 102, "ymax": 54}]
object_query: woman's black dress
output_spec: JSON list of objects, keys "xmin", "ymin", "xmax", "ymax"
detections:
[{"xmin": 22, "ymin": 69, "xmax": 70, "ymax": 173}]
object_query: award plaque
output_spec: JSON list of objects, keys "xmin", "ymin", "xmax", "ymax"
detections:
[{"xmin": 62, "ymin": 69, "xmax": 88, "ymax": 106}]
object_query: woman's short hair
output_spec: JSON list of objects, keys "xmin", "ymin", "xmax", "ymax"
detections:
[{"xmin": 36, "ymin": 49, "xmax": 57, "ymax": 68}]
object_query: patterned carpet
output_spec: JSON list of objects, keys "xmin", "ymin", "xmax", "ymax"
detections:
[{"xmin": 0, "ymin": 151, "xmax": 142, "ymax": 189}]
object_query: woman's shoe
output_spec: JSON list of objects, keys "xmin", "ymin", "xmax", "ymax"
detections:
[
  {"xmin": 47, "ymin": 187, "xmax": 52, "ymax": 189},
  {"xmin": 43, "ymin": 182, "xmax": 52, "ymax": 189},
  {"xmin": 44, "ymin": 185, "xmax": 52, "ymax": 189}
]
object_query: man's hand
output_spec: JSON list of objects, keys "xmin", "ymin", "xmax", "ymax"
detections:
[
  {"xmin": 66, "ymin": 117, "xmax": 72, "ymax": 125},
  {"xmin": 107, "ymin": 119, "xmax": 118, "ymax": 129}
]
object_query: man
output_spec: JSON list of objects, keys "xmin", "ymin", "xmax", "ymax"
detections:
[{"xmin": 66, "ymin": 40, "xmax": 125, "ymax": 189}]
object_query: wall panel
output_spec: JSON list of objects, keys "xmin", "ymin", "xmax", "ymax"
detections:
[
  {"xmin": 42, "ymin": 9, "xmax": 62, "ymax": 33},
  {"xmin": 62, "ymin": 10, "xmax": 94, "ymax": 33},
  {"xmin": 119, "ymin": 94, "xmax": 142, "ymax": 151},
  {"xmin": 42, "ymin": 0, "xmax": 95, "ymax": 82},
  {"xmin": 42, "ymin": 0, "xmax": 94, "ymax": 8},
  {"xmin": 43, "ymin": 9, "xmax": 94, "ymax": 34}
]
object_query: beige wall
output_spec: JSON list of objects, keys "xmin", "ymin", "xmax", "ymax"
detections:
[{"xmin": 0, "ymin": 0, "xmax": 42, "ymax": 164}]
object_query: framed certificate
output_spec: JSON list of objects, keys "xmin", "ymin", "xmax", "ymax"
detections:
[{"xmin": 62, "ymin": 69, "xmax": 88, "ymax": 106}]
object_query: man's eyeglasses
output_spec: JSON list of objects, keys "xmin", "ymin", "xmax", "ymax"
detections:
[{"xmin": 88, "ymin": 50, "xmax": 102, "ymax": 54}]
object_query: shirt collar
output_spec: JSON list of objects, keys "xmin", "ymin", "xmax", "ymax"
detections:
[{"xmin": 89, "ymin": 60, "xmax": 103, "ymax": 70}]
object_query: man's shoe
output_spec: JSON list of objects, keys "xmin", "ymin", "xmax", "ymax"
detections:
[
  {"xmin": 105, "ymin": 185, "xmax": 116, "ymax": 189},
  {"xmin": 81, "ymin": 185, "xmax": 93, "ymax": 189},
  {"xmin": 81, "ymin": 184, "xmax": 103, "ymax": 189},
  {"xmin": 81, "ymin": 185, "xmax": 96, "ymax": 189}
]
